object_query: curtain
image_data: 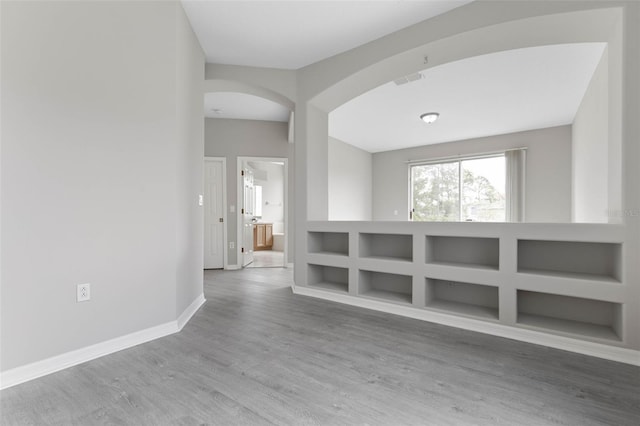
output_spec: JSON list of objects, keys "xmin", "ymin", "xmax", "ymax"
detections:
[{"xmin": 505, "ymin": 149, "xmax": 526, "ymax": 222}]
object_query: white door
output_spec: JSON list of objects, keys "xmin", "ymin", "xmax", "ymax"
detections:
[
  {"xmin": 242, "ymin": 167, "xmax": 254, "ymax": 267},
  {"xmin": 204, "ymin": 160, "xmax": 224, "ymax": 269}
]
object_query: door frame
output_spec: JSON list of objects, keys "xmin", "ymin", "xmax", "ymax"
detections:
[
  {"xmin": 204, "ymin": 157, "xmax": 228, "ymax": 269},
  {"xmin": 237, "ymin": 156, "xmax": 289, "ymax": 268}
]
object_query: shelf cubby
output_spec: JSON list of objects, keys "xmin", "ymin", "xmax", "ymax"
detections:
[
  {"xmin": 307, "ymin": 264, "xmax": 349, "ymax": 293},
  {"xmin": 358, "ymin": 270, "xmax": 412, "ymax": 304},
  {"xmin": 517, "ymin": 240, "xmax": 621, "ymax": 282},
  {"xmin": 308, "ymin": 231, "xmax": 349, "ymax": 256},
  {"xmin": 517, "ymin": 290, "xmax": 622, "ymax": 341},
  {"xmin": 426, "ymin": 236, "xmax": 499, "ymax": 270},
  {"xmin": 425, "ymin": 279, "xmax": 499, "ymax": 320},
  {"xmin": 359, "ymin": 233, "xmax": 412, "ymax": 262}
]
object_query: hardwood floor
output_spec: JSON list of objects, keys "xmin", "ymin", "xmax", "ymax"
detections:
[{"xmin": 2, "ymin": 268, "xmax": 639, "ymax": 425}]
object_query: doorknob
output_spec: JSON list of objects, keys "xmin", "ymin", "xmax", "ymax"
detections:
[{"xmin": 219, "ymin": 218, "xmax": 224, "ymax": 223}]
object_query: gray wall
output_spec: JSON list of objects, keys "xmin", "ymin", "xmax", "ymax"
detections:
[
  {"xmin": 572, "ymin": 19, "xmax": 623, "ymax": 225},
  {"xmin": 204, "ymin": 118, "xmax": 294, "ymax": 266},
  {"xmin": 175, "ymin": 4, "xmax": 206, "ymax": 315},
  {"xmin": 1, "ymin": 1, "xmax": 205, "ymax": 371},
  {"xmin": 372, "ymin": 126, "xmax": 572, "ymax": 222},
  {"xmin": 572, "ymin": 48, "xmax": 609, "ymax": 223},
  {"xmin": 205, "ymin": 64, "xmax": 297, "ymax": 105},
  {"xmin": 328, "ymin": 137, "xmax": 372, "ymax": 220}
]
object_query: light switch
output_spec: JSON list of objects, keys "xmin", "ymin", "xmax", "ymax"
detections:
[
  {"xmin": 198, "ymin": 194, "xmax": 203, "ymax": 206},
  {"xmin": 230, "ymin": 205, "xmax": 235, "ymax": 213}
]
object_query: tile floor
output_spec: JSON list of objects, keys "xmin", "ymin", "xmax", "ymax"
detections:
[{"xmin": 246, "ymin": 250, "xmax": 285, "ymax": 268}]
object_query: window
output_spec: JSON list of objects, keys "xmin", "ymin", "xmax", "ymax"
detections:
[
  {"xmin": 254, "ymin": 185, "xmax": 263, "ymax": 218},
  {"xmin": 410, "ymin": 155, "xmax": 507, "ymax": 222}
]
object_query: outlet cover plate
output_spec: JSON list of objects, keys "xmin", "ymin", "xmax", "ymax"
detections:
[{"xmin": 77, "ymin": 283, "xmax": 91, "ymax": 302}]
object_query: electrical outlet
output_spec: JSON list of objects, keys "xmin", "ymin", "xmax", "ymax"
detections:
[
  {"xmin": 77, "ymin": 283, "xmax": 91, "ymax": 302},
  {"xmin": 229, "ymin": 241, "xmax": 235, "ymax": 249}
]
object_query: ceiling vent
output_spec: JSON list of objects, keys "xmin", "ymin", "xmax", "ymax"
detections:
[{"xmin": 393, "ymin": 72, "xmax": 423, "ymax": 86}]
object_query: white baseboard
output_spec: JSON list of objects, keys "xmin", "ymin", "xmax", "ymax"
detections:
[
  {"xmin": 286, "ymin": 263, "xmax": 294, "ymax": 269},
  {"xmin": 225, "ymin": 264, "xmax": 241, "ymax": 270},
  {"xmin": 0, "ymin": 293, "xmax": 206, "ymax": 390},
  {"xmin": 293, "ymin": 286, "xmax": 640, "ymax": 366},
  {"xmin": 177, "ymin": 293, "xmax": 206, "ymax": 330}
]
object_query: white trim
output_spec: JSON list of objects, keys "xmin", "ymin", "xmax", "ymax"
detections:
[
  {"xmin": 204, "ymin": 157, "xmax": 228, "ymax": 269},
  {"xmin": 0, "ymin": 294, "xmax": 206, "ymax": 390},
  {"xmin": 287, "ymin": 111, "xmax": 295, "ymax": 143},
  {"xmin": 283, "ymin": 159, "xmax": 289, "ymax": 266},
  {"xmin": 237, "ymin": 157, "xmax": 245, "ymax": 267},
  {"xmin": 177, "ymin": 293, "xmax": 206, "ymax": 331},
  {"xmin": 225, "ymin": 264, "xmax": 242, "ymax": 271},
  {"xmin": 0, "ymin": 323, "xmax": 176, "ymax": 390},
  {"xmin": 238, "ymin": 156, "xmax": 289, "ymax": 268},
  {"xmin": 292, "ymin": 286, "xmax": 640, "ymax": 366},
  {"xmin": 287, "ymin": 262, "xmax": 295, "ymax": 269}
]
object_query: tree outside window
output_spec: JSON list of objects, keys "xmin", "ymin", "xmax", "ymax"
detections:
[{"xmin": 411, "ymin": 156, "xmax": 506, "ymax": 222}]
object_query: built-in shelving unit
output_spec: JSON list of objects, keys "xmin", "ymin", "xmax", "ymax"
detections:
[
  {"xmin": 298, "ymin": 222, "xmax": 634, "ymax": 363},
  {"xmin": 307, "ymin": 264, "xmax": 349, "ymax": 293},
  {"xmin": 359, "ymin": 270, "xmax": 412, "ymax": 304},
  {"xmin": 426, "ymin": 279, "xmax": 499, "ymax": 320},
  {"xmin": 426, "ymin": 236, "xmax": 499, "ymax": 270},
  {"xmin": 518, "ymin": 240, "xmax": 621, "ymax": 282},
  {"xmin": 359, "ymin": 233, "xmax": 412, "ymax": 262},
  {"xmin": 308, "ymin": 231, "xmax": 349, "ymax": 256},
  {"xmin": 517, "ymin": 290, "xmax": 622, "ymax": 341}
]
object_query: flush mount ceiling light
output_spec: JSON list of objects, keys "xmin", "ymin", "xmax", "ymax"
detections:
[{"xmin": 420, "ymin": 112, "xmax": 439, "ymax": 124}]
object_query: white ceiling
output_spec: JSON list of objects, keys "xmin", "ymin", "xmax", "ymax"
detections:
[
  {"xmin": 329, "ymin": 43, "xmax": 607, "ymax": 153},
  {"xmin": 204, "ymin": 92, "xmax": 290, "ymax": 122},
  {"xmin": 195, "ymin": 1, "xmax": 471, "ymax": 123},
  {"xmin": 182, "ymin": 0, "xmax": 473, "ymax": 69},
  {"xmin": 188, "ymin": 2, "xmax": 606, "ymax": 153}
]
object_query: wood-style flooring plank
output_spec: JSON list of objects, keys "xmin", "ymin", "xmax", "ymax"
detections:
[{"xmin": 1, "ymin": 267, "xmax": 639, "ymax": 425}]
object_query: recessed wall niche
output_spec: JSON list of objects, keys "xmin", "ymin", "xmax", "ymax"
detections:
[
  {"xmin": 517, "ymin": 240, "xmax": 621, "ymax": 282},
  {"xmin": 426, "ymin": 236, "xmax": 499, "ymax": 270}
]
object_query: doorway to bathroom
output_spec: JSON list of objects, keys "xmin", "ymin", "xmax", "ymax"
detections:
[{"xmin": 237, "ymin": 157, "xmax": 288, "ymax": 268}]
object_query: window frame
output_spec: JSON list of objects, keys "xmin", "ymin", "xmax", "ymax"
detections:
[
  {"xmin": 409, "ymin": 153, "xmax": 507, "ymax": 222},
  {"xmin": 254, "ymin": 184, "xmax": 263, "ymax": 218}
]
